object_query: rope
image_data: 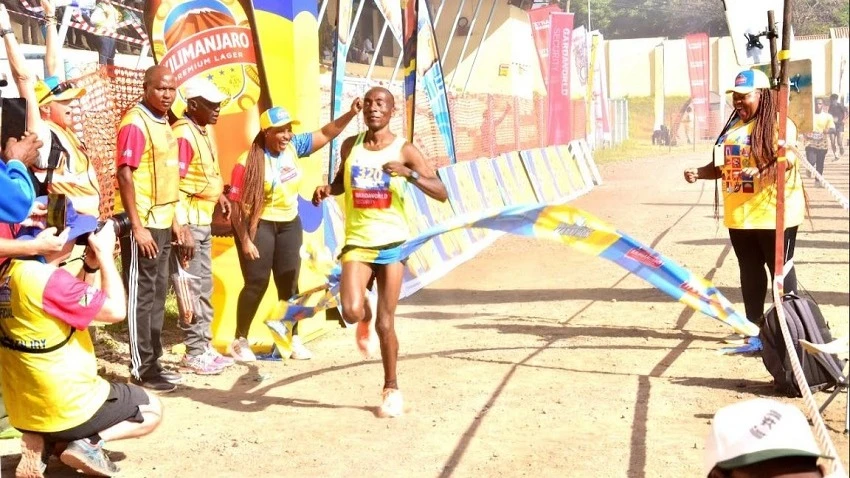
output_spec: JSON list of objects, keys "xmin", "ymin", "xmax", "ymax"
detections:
[
  {"xmin": 19, "ymin": 0, "xmax": 149, "ymax": 46},
  {"xmin": 771, "ymin": 287, "xmax": 848, "ymax": 477},
  {"xmin": 799, "ymin": 158, "xmax": 850, "ymax": 210}
]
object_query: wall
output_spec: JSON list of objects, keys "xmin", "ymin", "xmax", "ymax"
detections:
[
  {"xmin": 608, "ymin": 35, "xmax": 845, "ymax": 99},
  {"xmin": 607, "ymin": 37, "xmax": 664, "ymax": 98}
]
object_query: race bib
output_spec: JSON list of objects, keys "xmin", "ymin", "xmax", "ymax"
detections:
[{"xmin": 352, "ymin": 165, "xmax": 392, "ymax": 209}]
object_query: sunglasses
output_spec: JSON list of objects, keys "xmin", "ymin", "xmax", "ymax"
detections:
[{"xmin": 39, "ymin": 81, "xmax": 75, "ymax": 104}]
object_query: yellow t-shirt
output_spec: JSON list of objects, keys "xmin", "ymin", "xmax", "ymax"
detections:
[
  {"xmin": 174, "ymin": 117, "xmax": 224, "ymax": 226},
  {"xmin": 807, "ymin": 112, "xmax": 835, "ymax": 150},
  {"xmin": 0, "ymin": 261, "xmax": 109, "ymax": 432},
  {"xmin": 227, "ymin": 133, "xmax": 313, "ymax": 223},
  {"xmin": 343, "ymin": 133, "xmax": 409, "ymax": 247},
  {"xmin": 717, "ymin": 119, "xmax": 805, "ymax": 230}
]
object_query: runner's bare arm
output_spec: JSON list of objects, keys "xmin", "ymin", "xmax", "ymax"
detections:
[
  {"xmin": 312, "ymin": 135, "xmax": 354, "ymax": 205},
  {"xmin": 399, "ymin": 142, "xmax": 447, "ymax": 202}
]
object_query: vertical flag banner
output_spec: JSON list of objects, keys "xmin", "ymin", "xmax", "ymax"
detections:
[
  {"xmin": 591, "ymin": 31, "xmax": 611, "ymax": 144},
  {"xmin": 373, "ymin": 0, "xmax": 403, "ymax": 42},
  {"xmin": 547, "ymin": 12, "xmax": 574, "ymax": 145},
  {"xmin": 527, "ymin": 4, "xmax": 562, "ymax": 89},
  {"xmin": 417, "ymin": 0, "xmax": 457, "ymax": 164},
  {"xmin": 401, "ymin": 0, "xmax": 418, "ymax": 143},
  {"xmin": 328, "ymin": 0, "xmax": 355, "ymax": 179},
  {"xmin": 685, "ymin": 33, "xmax": 711, "ymax": 140},
  {"xmin": 585, "ymin": 31, "xmax": 599, "ymax": 142}
]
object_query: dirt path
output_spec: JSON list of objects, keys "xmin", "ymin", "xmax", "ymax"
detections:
[{"xmin": 2, "ymin": 148, "xmax": 848, "ymax": 478}]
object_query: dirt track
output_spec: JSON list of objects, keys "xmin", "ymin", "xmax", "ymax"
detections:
[{"xmin": 2, "ymin": 147, "xmax": 848, "ymax": 477}]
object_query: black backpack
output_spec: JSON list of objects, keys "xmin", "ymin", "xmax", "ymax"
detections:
[{"xmin": 759, "ymin": 293, "xmax": 846, "ymax": 397}]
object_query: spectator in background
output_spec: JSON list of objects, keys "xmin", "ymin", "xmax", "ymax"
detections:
[
  {"xmin": 362, "ymin": 35, "xmax": 375, "ymax": 63},
  {"xmin": 828, "ymin": 93, "xmax": 847, "ymax": 160},
  {"xmin": 3, "ymin": 0, "xmax": 102, "ymax": 217},
  {"xmin": 0, "ymin": 200, "xmax": 161, "ymax": 478},
  {"xmin": 171, "ymin": 78, "xmax": 233, "ymax": 375},
  {"xmin": 704, "ymin": 398, "xmax": 829, "ymax": 477},
  {"xmin": 115, "ymin": 65, "xmax": 184, "ymax": 393},
  {"xmin": 682, "ymin": 105, "xmax": 694, "ymax": 144},
  {"xmin": 805, "ymin": 97, "xmax": 835, "ymax": 187},
  {"xmin": 89, "ymin": 0, "xmax": 122, "ymax": 66}
]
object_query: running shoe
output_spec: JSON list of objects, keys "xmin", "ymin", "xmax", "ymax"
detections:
[
  {"xmin": 59, "ymin": 439, "xmax": 120, "ymax": 477},
  {"xmin": 289, "ymin": 335, "xmax": 314, "ymax": 360},
  {"xmin": 378, "ymin": 388, "xmax": 404, "ymax": 418},
  {"xmin": 228, "ymin": 337, "xmax": 256, "ymax": 362}
]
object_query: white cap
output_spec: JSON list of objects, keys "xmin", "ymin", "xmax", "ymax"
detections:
[
  {"xmin": 704, "ymin": 398, "xmax": 827, "ymax": 476},
  {"xmin": 183, "ymin": 78, "xmax": 228, "ymax": 103}
]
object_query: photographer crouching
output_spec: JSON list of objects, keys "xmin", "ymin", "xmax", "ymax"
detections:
[{"xmin": 0, "ymin": 197, "xmax": 161, "ymax": 478}]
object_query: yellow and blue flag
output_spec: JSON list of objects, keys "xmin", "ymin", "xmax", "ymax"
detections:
[{"xmin": 265, "ymin": 202, "xmax": 760, "ymax": 354}]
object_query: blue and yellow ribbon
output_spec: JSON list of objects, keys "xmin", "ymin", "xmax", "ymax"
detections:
[{"xmin": 265, "ymin": 202, "xmax": 760, "ymax": 354}]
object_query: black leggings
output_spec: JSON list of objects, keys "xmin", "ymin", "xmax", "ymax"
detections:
[
  {"xmin": 234, "ymin": 218, "xmax": 303, "ymax": 339},
  {"xmin": 728, "ymin": 227, "xmax": 798, "ymax": 327}
]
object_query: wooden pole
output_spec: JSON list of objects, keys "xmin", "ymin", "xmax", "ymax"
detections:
[{"xmin": 771, "ymin": 1, "xmax": 791, "ymax": 294}]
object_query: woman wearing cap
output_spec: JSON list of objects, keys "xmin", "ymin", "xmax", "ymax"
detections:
[
  {"xmin": 683, "ymin": 69, "xmax": 805, "ymax": 339},
  {"xmin": 1, "ymin": 0, "xmax": 101, "ymax": 218},
  {"xmin": 227, "ymin": 100, "xmax": 362, "ymax": 361}
]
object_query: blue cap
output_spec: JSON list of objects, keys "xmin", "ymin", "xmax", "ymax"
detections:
[
  {"xmin": 259, "ymin": 106, "xmax": 300, "ymax": 130},
  {"xmin": 16, "ymin": 196, "xmax": 98, "ymax": 244},
  {"xmin": 726, "ymin": 69, "xmax": 771, "ymax": 94}
]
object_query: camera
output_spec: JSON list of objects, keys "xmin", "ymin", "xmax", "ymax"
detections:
[{"xmin": 75, "ymin": 212, "xmax": 132, "ymax": 245}]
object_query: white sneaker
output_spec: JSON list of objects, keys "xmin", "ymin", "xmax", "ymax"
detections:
[
  {"xmin": 228, "ymin": 337, "xmax": 256, "ymax": 362},
  {"xmin": 378, "ymin": 388, "xmax": 404, "ymax": 418},
  {"xmin": 289, "ymin": 335, "xmax": 313, "ymax": 360}
]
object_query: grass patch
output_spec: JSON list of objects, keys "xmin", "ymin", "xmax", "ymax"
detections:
[
  {"xmin": 594, "ymin": 139, "xmax": 680, "ymax": 163},
  {"xmin": 594, "ymin": 95, "xmax": 694, "ymax": 163}
]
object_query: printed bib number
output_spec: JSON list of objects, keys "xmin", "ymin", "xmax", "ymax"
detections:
[{"xmin": 352, "ymin": 165, "xmax": 392, "ymax": 209}]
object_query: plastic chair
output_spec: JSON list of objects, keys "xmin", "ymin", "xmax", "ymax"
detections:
[{"xmin": 799, "ymin": 336, "xmax": 849, "ymax": 434}]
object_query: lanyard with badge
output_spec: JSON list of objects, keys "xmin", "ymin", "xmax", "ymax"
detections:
[{"xmin": 266, "ymin": 149, "xmax": 285, "ymax": 200}]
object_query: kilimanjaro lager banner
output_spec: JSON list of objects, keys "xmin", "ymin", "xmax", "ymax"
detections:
[{"xmin": 144, "ymin": 0, "xmax": 263, "ymax": 182}]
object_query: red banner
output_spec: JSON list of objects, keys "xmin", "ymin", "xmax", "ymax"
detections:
[
  {"xmin": 685, "ymin": 33, "xmax": 711, "ymax": 140},
  {"xmin": 547, "ymin": 12, "xmax": 574, "ymax": 145},
  {"xmin": 527, "ymin": 5, "xmax": 562, "ymax": 89}
]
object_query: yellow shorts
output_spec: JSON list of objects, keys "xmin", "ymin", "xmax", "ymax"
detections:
[{"xmin": 339, "ymin": 241, "xmax": 406, "ymax": 264}]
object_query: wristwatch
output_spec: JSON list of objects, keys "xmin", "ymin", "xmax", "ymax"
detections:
[
  {"xmin": 0, "ymin": 29, "xmax": 14, "ymax": 38},
  {"xmin": 407, "ymin": 170, "xmax": 420, "ymax": 182}
]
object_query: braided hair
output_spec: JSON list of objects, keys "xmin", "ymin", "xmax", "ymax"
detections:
[
  {"xmin": 238, "ymin": 131, "xmax": 266, "ymax": 240},
  {"xmin": 749, "ymin": 87, "xmax": 779, "ymax": 184}
]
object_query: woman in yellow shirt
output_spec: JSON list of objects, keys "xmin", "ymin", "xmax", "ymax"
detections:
[
  {"xmin": 683, "ymin": 69, "xmax": 805, "ymax": 339},
  {"xmin": 227, "ymin": 101, "xmax": 361, "ymax": 361}
]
